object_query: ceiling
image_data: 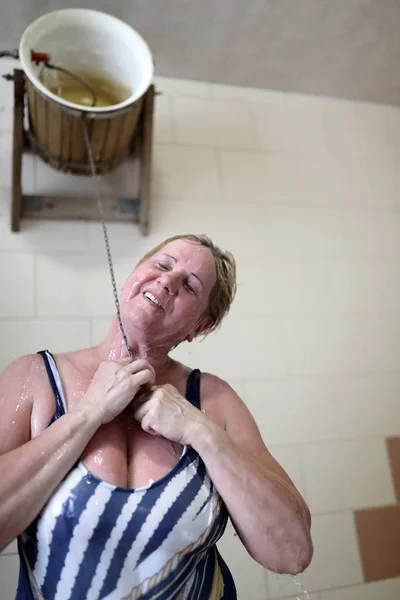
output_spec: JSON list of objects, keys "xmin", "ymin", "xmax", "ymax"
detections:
[{"xmin": 2, "ymin": 0, "xmax": 400, "ymax": 104}]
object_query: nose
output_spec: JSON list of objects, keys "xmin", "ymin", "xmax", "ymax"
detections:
[{"xmin": 159, "ymin": 271, "xmax": 181, "ymax": 295}]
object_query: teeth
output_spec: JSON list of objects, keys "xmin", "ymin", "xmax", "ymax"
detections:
[{"xmin": 144, "ymin": 291, "xmax": 160, "ymax": 306}]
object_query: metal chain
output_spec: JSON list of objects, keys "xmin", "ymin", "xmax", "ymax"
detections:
[{"xmin": 81, "ymin": 115, "xmax": 132, "ymax": 358}]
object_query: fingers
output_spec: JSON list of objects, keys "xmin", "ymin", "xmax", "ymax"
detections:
[
  {"xmin": 132, "ymin": 401, "xmax": 147, "ymax": 422},
  {"xmin": 118, "ymin": 358, "xmax": 156, "ymax": 378},
  {"xmin": 131, "ymin": 368, "xmax": 155, "ymax": 391}
]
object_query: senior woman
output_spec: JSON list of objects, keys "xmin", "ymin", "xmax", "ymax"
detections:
[{"xmin": 0, "ymin": 234, "xmax": 312, "ymax": 600}]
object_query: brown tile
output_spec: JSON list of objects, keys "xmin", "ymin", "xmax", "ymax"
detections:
[
  {"xmin": 355, "ymin": 505, "xmax": 400, "ymax": 582},
  {"xmin": 386, "ymin": 437, "xmax": 400, "ymax": 503}
]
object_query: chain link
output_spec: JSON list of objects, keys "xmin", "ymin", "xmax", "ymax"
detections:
[{"xmin": 81, "ymin": 115, "xmax": 132, "ymax": 358}]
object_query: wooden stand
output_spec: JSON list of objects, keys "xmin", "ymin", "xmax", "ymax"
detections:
[{"xmin": 10, "ymin": 69, "xmax": 154, "ymax": 235}]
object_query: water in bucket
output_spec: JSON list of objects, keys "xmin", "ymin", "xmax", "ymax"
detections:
[{"xmin": 40, "ymin": 68, "xmax": 132, "ymax": 108}]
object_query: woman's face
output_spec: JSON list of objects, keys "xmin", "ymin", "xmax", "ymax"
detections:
[{"xmin": 121, "ymin": 239, "xmax": 217, "ymax": 345}]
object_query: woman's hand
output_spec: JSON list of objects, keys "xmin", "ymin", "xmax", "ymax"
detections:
[
  {"xmin": 132, "ymin": 384, "xmax": 209, "ymax": 445},
  {"xmin": 79, "ymin": 358, "xmax": 156, "ymax": 426}
]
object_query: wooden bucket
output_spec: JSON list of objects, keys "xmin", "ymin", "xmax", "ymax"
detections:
[{"xmin": 19, "ymin": 9, "xmax": 154, "ymax": 175}]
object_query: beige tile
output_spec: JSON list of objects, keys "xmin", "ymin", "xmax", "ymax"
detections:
[
  {"xmin": 171, "ymin": 313, "xmax": 286, "ymax": 380},
  {"xmin": 34, "ymin": 154, "xmax": 140, "ymax": 198},
  {"xmin": 1, "ymin": 539, "xmax": 17, "ymax": 555},
  {"xmin": 0, "ymin": 554, "xmax": 19, "ymax": 600},
  {"xmin": 153, "ymin": 76, "xmax": 210, "ymax": 97},
  {"xmin": 296, "ymin": 156, "xmax": 386, "ymax": 209},
  {"xmin": 339, "ymin": 211, "xmax": 400, "ymax": 260},
  {"xmin": 366, "ymin": 160, "xmax": 399, "ymax": 210},
  {"xmin": 320, "ymin": 578, "xmax": 400, "ymax": 600},
  {"xmin": 153, "ymin": 92, "xmax": 175, "ymax": 143},
  {"xmin": 386, "ymin": 104, "xmax": 400, "ymax": 156},
  {"xmin": 210, "ymin": 83, "xmax": 284, "ymax": 104},
  {"xmin": 335, "ymin": 375, "xmax": 400, "ymax": 438},
  {"xmin": 283, "ymin": 316, "xmax": 400, "ymax": 376},
  {"xmin": 0, "ymin": 320, "xmax": 91, "ymax": 372},
  {"xmin": 218, "ymin": 150, "xmax": 269, "ymax": 204},
  {"xmin": 283, "ymin": 91, "xmax": 354, "ymax": 113},
  {"xmin": 229, "ymin": 261, "xmax": 288, "ymax": 318},
  {"xmin": 0, "ymin": 254, "xmax": 34, "ymax": 317},
  {"xmin": 86, "ymin": 219, "xmax": 153, "ymax": 258},
  {"xmin": 0, "ymin": 59, "xmax": 20, "ymax": 111},
  {"xmin": 36, "ymin": 254, "xmax": 135, "ymax": 318},
  {"xmin": 258, "ymin": 208, "xmax": 346, "ymax": 260},
  {"xmin": 299, "ymin": 439, "xmax": 396, "ymax": 513},
  {"xmin": 252, "ymin": 103, "xmax": 328, "ymax": 155},
  {"xmin": 172, "ymin": 96, "xmax": 258, "ymax": 149},
  {"xmin": 142, "ymin": 197, "xmax": 269, "ymax": 259},
  {"xmin": 218, "ymin": 151, "xmax": 300, "ymax": 204},
  {"xmin": 91, "ymin": 319, "xmax": 111, "ymax": 346},
  {"xmin": 245, "ymin": 379, "xmax": 340, "ymax": 446},
  {"xmin": 0, "ymin": 191, "xmax": 89, "ymax": 254},
  {"xmin": 217, "ymin": 521, "xmax": 270, "ymax": 599},
  {"xmin": 325, "ymin": 103, "xmax": 393, "ymax": 160},
  {"xmin": 0, "ymin": 104, "xmax": 13, "ymax": 132},
  {"xmin": 386, "ymin": 437, "xmax": 400, "ymax": 502},
  {"xmin": 153, "ymin": 144, "xmax": 220, "ymax": 200},
  {"xmin": 0, "ymin": 131, "xmax": 36, "ymax": 191},
  {"xmin": 297, "ymin": 512, "xmax": 363, "ymax": 593},
  {"xmin": 233, "ymin": 259, "xmax": 400, "ymax": 317}
]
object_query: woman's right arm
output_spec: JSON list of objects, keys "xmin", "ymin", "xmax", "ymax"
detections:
[{"xmin": 0, "ymin": 355, "xmax": 155, "ymax": 552}]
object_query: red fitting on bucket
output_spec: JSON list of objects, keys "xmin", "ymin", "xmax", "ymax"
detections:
[{"xmin": 31, "ymin": 50, "xmax": 51, "ymax": 64}]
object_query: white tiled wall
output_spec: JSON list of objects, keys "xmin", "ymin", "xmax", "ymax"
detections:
[{"xmin": 1, "ymin": 62, "xmax": 400, "ymax": 599}]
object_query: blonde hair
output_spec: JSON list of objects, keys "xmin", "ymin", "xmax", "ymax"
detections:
[{"xmin": 139, "ymin": 234, "xmax": 237, "ymax": 336}]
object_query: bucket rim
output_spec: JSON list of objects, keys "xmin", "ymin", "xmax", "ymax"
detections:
[{"xmin": 19, "ymin": 8, "xmax": 154, "ymax": 114}]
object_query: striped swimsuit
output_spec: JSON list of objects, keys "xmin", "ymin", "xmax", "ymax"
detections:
[{"xmin": 16, "ymin": 350, "xmax": 237, "ymax": 600}]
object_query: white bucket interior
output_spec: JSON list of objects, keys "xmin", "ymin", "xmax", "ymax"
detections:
[{"xmin": 19, "ymin": 9, "xmax": 154, "ymax": 113}]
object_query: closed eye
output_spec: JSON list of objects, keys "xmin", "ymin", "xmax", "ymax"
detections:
[
  {"xmin": 157, "ymin": 262, "xmax": 170, "ymax": 271},
  {"xmin": 184, "ymin": 280, "xmax": 196, "ymax": 294}
]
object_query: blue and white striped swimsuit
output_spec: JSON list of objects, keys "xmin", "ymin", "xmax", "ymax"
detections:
[{"xmin": 16, "ymin": 350, "xmax": 236, "ymax": 600}]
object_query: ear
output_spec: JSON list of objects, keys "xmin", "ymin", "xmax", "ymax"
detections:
[{"xmin": 185, "ymin": 317, "xmax": 212, "ymax": 343}]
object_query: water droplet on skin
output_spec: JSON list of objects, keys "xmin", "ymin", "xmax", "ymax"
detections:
[{"xmin": 94, "ymin": 453, "xmax": 103, "ymax": 465}]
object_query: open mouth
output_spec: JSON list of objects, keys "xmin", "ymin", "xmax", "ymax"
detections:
[{"xmin": 144, "ymin": 291, "xmax": 162, "ymax": 309}]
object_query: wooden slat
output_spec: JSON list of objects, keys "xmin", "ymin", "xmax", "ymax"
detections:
[
  {"xmin": 11, "ymin": 70, "xmax": 25, "ymax": 232},
  {"xmin": 47, "ymin": 101, "xmax": 62, "ymax": 169},
  {"xmin": 99, "ymin": 111, "xmax": 126, "ymax": 168},
  {"xmin": 25, "ymin": 79, "xmax": 36, "ymax": 135},
  {"xmin": 21, "ymin": 194, "xmax": 139, "ymax": 222},
  {"xmin": 112, "ymin": 101, "xmax": 142, "ymax": 164},
  {"xmin": 89, "ymin": 117, "xmax": 109, "ymax": 170},
  {"xmin": 69, "ymin": 116, "xmax": 87, "ymax": 172},
  {"xmin": 34, "ymin": 88, "xmax": 48, "ymax": 164},
  {"xmin": 60, "ymin": 110, "xmax": 74, "ymax": 172},
  {"xmin": 138, "ymin": 85, "xmax": 155, "ymax": 236}
]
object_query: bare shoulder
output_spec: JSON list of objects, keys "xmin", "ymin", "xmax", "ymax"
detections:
[
  {"xmin": 0, "ymin": 353, "xmax": 49, "ymax": 452},
  {"xmin": 0, "ymin": 353, "xmax": 45, "ymax": 389},
  {"xmin": 200, "ymin": 371, "xmax": 243, "ymax": 404},
  {"xmin": 199, "ymin": 371, "xmax": 249, "ymax": 428},
  {"xmin": 199, "ymin": 371, "xmax": 267, "ymax": 450}
]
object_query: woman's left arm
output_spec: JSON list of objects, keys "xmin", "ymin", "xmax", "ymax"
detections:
[
  {"xmin": 132, "ymin": 375, "xmax": 313, "ymax": 574},
  {"xmin": 190, "ymin": 375, "xmax": 313, "ymax": 575}
]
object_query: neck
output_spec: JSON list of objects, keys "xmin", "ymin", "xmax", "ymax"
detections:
[{"xmin": 92, "ymin": 317, "xmax": 174, "ymax": 375}]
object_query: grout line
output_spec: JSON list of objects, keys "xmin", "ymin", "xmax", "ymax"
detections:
[
  {"xmin": 32, "ymin": 253, "xmax": 37, "ymax": 318},
  {"xmin": 166, "ymin": 93, "xmax": 178, "ymax": 144}
]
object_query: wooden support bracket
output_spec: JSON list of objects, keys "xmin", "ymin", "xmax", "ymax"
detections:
[{"xmin": 10, "ymin": 70, "xmax": 155, "ymax": 234}]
